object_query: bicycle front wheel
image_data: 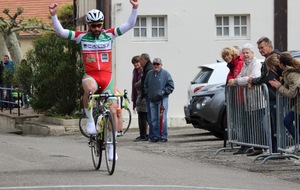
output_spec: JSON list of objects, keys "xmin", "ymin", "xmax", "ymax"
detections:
[
  {"xmin": 103, "ymin": 111, "xmax": 116, "ymax": 175},
  {"xmin": 122, "ymin": 108, "xmax": 132, "ymax": 135},
  {"xmin": 90, "ymin": 135, "xmax": 102, "ymax": 170}
]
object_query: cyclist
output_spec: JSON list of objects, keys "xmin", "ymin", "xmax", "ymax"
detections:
[{"xmin": 49, "ymin": 0, "xmax": 139, "ymax": 138}]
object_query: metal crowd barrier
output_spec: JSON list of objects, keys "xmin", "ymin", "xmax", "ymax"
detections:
[
  {"xmin": 274, "ymin": 88, "xmax": 300, "ymax": 160},
  {"xmin": 215, "ymin": 84, "xmax": 300, "ymax": 163},
  {"xmin": 215, "ymin": 84, "xmax": 271, "ymax": 159},
  {"xmin": 0, "ymin": 86, "xmax": 21, "ymax": 116}
]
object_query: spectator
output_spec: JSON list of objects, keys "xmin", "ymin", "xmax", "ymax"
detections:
[
  {"xmin": 3, "ymin": 55, "xmax": 14, "ymax": 110},
  {"xmin": 134, "ymin": 80, "xmax": 148, "ymax": 142},
  {"xmin": 0, "ymin": 61, "xmax": 4, "ymax": 111},
  {"xmin": 269, "ymin": 52, "xmax": 300, "ymax": 149},
  {"xmin": 18, "ymin": 59, "xmax": 33, "ymax": 109},
  {"xmin": 131, "ymin": 55, "xmax": 148, "ymax": 141},
  {"xmin": 221, "ymin": 46, "xmax": 244, "ymax": 83},
  {"xmin": 247, "ymin": 36, "xmax": 281, "ymax": 156},
  {"xmin": 139, "ymin": 53, "xmax": 153, "ymax": 140},
  {"xmin": 131, "ymin": 55, "xmax": 142, "ymax": 111},
  {"xmin": 228, "ymin": 43, "xmax": 261, "ymax": 86},
  {"xmin": 221, "ymin": 46, "xmax": 244, "ymax": 150},
  {"xmin": 144, "ymin": 58, "xmax": 174, "ymax": 142},
  {"xmin": 228, "ymin": 43, "xmax": 262, "ymax": 154}
]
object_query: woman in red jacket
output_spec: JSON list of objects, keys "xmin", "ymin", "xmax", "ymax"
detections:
[
  {"xmin": 221, "ymin": 46, "xmax": 244, "ymax": 83},
  {"xmin": 221, "ymin": 46, "xmax": 246, "ymax": 155}
]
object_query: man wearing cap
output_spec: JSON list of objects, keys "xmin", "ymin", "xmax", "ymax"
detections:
[{"xmin": 144, "ymin": 58, "xmax": 174, "ymax": 142}]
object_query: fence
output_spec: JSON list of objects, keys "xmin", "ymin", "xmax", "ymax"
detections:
[
  {"xmin": 215, "ymin": 84, "xmax": 300, "ymax": 164},
  {"xmin": 275, "ymin": 89, "xmax": 300, "ymax": 158},
  {"xmin": 0, "ymin": 86, "xmax": 21, "ymax": 116}
]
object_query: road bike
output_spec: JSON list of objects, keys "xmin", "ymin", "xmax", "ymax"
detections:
[
  {"xmin": 119, "ymin": 92, "xmax": 131, "ymax": 136},
  {"xmin": 79, "ymin": 90, "xmax": 128, "ymax": 175}
]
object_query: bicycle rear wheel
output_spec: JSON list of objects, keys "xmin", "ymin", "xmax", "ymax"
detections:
[
  {"xmin": 90, "ymin": 135, "xmax": 102, "ymax": 170},
  {"xmin": 103, "ymin": 112, "xmax": 116, "ymax": 175},
  {"xmin": 79, "ymin": 109, "xmax": 99, "ymax": 138},
  {"xmin": 79, "ymin": 113, "xmax": 89, "ymax": 138},
  {"xmin": 122, "ymin": 108, "xmax": 132, "ymax": 135}
]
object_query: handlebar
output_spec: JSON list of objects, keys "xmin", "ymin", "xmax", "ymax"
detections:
[{"xmin": 90, "ymin": 89, "xmax": 129, "ymax": 100}]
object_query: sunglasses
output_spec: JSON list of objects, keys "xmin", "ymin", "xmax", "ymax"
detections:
[
  {"xmin": 153, "ymin": 63, "xmax": 161, "ymax": 66},
  {"xmin": 89, "ymin": 23, "xmax": 103, "ymax": 29}
]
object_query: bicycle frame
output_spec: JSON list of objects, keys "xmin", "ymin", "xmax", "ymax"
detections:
[{"xmin": 84, "ymin": 90, "xmax": 129, "ymax": 175}]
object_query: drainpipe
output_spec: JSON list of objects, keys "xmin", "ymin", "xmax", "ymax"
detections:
[
  {"xmin": 73, "ymin": 0, "xmax": 77, "ymax": 27},
  {"xmin": 104, "ymin": 0, "xmax": 111, "ymax": 29},
  {"xmin": 274, "ymin": 0, "xmax": 287, "ymax": 51},
  {"xmin": 96, "ymin": 0, "xmax": 111, "ymax": 29}
]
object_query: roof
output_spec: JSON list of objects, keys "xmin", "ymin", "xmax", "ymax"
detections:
[{"xmin": 0, "ymin": 0, "xmax": 73, "ymax": 36}]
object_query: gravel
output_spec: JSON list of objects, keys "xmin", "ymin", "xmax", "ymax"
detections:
[{"xmin": 119, "ymin": 126, "xmax": 300, "ymax": 185}]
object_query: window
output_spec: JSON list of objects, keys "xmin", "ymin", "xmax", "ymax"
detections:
[
  {"xmin": 134, "ymin": 16, "xmax": 167, "ymax": 40},
  {"xmin": 216, "ymin": 15, "xmax": 250, "ymax": 39}
]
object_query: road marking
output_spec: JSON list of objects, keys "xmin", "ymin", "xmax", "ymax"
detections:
[{"xmin": 0, "ymin": 184, "xmax": 249, "ymax": 190}]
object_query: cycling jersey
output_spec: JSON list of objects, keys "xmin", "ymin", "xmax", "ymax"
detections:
[{"xmin": 51, "ymin": 9, "xmax": 137, "ymax": 93}]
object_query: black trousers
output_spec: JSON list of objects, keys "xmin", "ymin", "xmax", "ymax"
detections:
[{"xmin": 138, "ymin": 112, "xmax": 148, "ymax": 138}]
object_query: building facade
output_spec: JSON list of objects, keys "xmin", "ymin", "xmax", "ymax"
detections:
[
  {"xmin": 75, "ymin": 0, "xmax": 300, "ymax": 126},
  {"xmin": 4, "ymin": 0, "xmax": 299, "ymax": 126}
]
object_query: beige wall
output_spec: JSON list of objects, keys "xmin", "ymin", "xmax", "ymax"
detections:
[{"xmin": 19, "ymin": 38, "xmax": 35, "ymax": 58}]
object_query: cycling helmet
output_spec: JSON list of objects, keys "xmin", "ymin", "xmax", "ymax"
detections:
[{"xmin": 85, "ymin": 9, "xmax": 104, "ymax": 23}]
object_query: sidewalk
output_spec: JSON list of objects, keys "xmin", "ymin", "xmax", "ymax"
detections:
[{"xmin": 0, "ymin": 107, "xmax": 62, "ymax": 135}]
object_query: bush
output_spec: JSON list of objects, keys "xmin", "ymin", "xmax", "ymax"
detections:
[{"xmin": 25, "ymin": 32, "xmax": 83, "ymax": 116}]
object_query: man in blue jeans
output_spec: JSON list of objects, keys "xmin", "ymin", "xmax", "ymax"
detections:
[{"xmin": 144, "ymin": 58, "xmax": 174, "ymax": 142}]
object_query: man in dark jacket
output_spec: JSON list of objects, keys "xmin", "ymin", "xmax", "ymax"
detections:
[
  {"xmin": 134, "ymin": 53, "xmax": 152, "ymax": 141},
  {"xmin": 247, "ymin": 36, "xmax": 281, "ymax": 155}
]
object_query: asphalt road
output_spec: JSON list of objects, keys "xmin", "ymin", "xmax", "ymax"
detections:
[{"xmin": 0, "ymin": 127, "xmax": 299, "ymax": 190}]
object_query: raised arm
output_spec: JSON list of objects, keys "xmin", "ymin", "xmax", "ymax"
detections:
[
  {"xmin": 49, "ymin": 3, "xmax": 71, "ymax": 39},
  {"xmin": 117, "ymin": 0, "xmax": 139, "ymax": 35}
]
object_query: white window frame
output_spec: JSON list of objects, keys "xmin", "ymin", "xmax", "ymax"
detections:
[
  {"xmin": 215, "ymin": 14, "xmax": 250, "ymax": 40},
  {"xmin": 133, "ymin": 15, "xmax": 167, "ymax": 41}
]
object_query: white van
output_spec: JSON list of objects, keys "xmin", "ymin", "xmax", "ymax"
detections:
[{"xmin": 184, "ymin": 61, "xmax": 229, "ymax": 123}]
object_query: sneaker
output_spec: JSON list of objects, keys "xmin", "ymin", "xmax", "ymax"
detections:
[
  {"xmin": 133, "ymin": 136, "xmax": 148, "ymax": 142},
  {"xmin": 117, "ymin": 131, "xmax": 123, "ymax": 137},
  {"xmin": 86, "ymin": 121, "xmax": 97, "ymax": 135},
  {"xmin": 247, "ymin": 149, "xmax": 263, "ymax": 156},
  {"xmin": 233, "ymin": 146, "xmax": 250, "ymax": 155},
  {"xmin": 294, "ymin": 159, "xmax": 300, "ymax": 166},
  {"xmin": 108, "ymin": 146, "xmax": 118, "ymax": 161},
  {"xmin": 284, "ymin": 146, "xmax": 299, "ymax": 154},
  {"xmin": 149, "ymin": 138, "xmax": 159, "ymax": 143}
]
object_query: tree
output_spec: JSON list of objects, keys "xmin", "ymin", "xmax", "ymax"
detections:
[{"xmin": 0, "ymin": 7, "xmax": 52, "ymax": 66}]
